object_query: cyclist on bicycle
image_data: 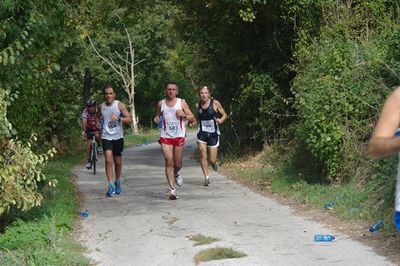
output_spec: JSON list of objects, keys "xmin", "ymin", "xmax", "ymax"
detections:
[{"xmin": 82, "ymin": 99, "xmax": 102, "ymax": 169}]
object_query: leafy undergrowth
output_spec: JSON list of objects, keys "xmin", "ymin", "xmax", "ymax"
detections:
[{"xmin": 0, "ymin": 155, "xmax": 91, "ymax": 265}]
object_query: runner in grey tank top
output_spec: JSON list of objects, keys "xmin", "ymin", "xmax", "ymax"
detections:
[
  {"xmin": 102, "ymin": 100, "xmax": 124, "ymax": 140},
  {"xmin": 100, "ymin": 85, "xmax": 132, "ymax": 197}
]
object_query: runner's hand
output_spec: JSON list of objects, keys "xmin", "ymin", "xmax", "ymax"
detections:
[
  {"xmin": 110, "ymin": 112, "xmax": 118, "ymax": 120},
  {"xmin": 153, "ymin": 116, "xmax": 160, "ymax": 124},
  {"xmin": 176, "ymin": 109, "xmax": 185, "ymax": 118}
]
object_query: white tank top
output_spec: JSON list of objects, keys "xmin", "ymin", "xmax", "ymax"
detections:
[
  {"xmin": 101, "ymin": 100, "xmax": 124, "ymax": 140},
  {"xmin": 160, "ymin": 98, "xmax": 186, "ymax": 138},
  {"xmin": 396, "ymin": 129, "xmax": 400, "ymax": 211}
]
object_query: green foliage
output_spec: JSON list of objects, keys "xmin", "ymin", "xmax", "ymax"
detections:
[
  {"xmin": 0, "ymin": 89, "xmax": 12, "ymax": 136},
  {"xmin": 230, "ymin": 72, "xmax": 288, "ymax": 149},
  {"xmin": 0, "ymin": 155, "xmax": 90, "ymax": 265},
  {"xmin": 0, "ymin": 87, "xmax": 56, "ymax": 215},
  {"xmin": 1, "ymin": 0, "xmax": 84, "ymax": 147},
  {"xmin": 177, "ymin": 1, "xmax": 295, "ymax": 155},
  {"xmin": 292, "ymin": 1, "xmax": 399, "ymax": 182},
  {"xmin": 79, "ymin": 1, "xmax": 192, "ymax": 128},
  {"xmin": 0, "ymin": 136, "xmax": 56, "ymax": 215}
]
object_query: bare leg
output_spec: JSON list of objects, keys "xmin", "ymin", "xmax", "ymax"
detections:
[
  {"xmin": 173, "ymin": 145, "xmax": 184, "ymax": 176},
  {"xmin": 209, "ymin": 146, "xmax": 218, "ymax": 165},
  {"xmin": 95, "ymin": 133, "xmax": 102, "ymax": 147},
  {"xmin": 198, "ymin": 142, "xmax": 208, "ymax": 178},
  {"xmin": 86, "ymin": 140, "xmax": 92, "ymax": 161},
  {"xmin": 114, "ymin": 155, "xmax": 122, "ymax": 180},
  {"xmin": 104, "ymin": 150, "xmax": 114, "ymax": 183},
  {"xmin": 161, "ymin": 144, "xmax": 175, "ymax": 189}
]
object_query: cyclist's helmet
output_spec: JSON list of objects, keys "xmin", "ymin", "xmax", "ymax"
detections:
[{"xmin": 86, "ymin": 99, "xmax": 96, "ymax": 107}]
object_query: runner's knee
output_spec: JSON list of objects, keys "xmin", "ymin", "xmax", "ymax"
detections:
[
  {"xmin": 165, "ymin": 159, "xmax": 174, "ymax": 168},
  {"xmin": 174, "ymin": 162, "xmax": 182, "ymax": 170}
]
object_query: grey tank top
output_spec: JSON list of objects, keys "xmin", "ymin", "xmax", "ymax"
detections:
[{"xmin": 101, "ymin": 100, "xmax": 123, "ymax": 140}]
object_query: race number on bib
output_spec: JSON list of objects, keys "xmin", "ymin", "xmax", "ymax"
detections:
[
  {"xmin": 201, "ymin": 119, "xmax": 216, "ymax": 133},
  {"xmin": 105, "ymin": 120, "xmax": 120, "ymax": 135},
  {"xmin": 165, "ymin": 121, "xmax": 180, "ymax": 137}
]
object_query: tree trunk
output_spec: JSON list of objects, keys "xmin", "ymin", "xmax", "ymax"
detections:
[
  {"xmin": 129, "ymin": 103, "xmax": 139, "ymax": 134},
  {"xmin": 82, "ymin": 68, "xmax": 92, "ymax": 107}
]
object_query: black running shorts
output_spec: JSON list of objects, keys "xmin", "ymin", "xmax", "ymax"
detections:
[
  {"xmin": 102, "ymin": 138, "xmax": 124, "ymax": 156},
  {"xmin": 197, "ymin": 132, "xmax": 219, "ymax": 148}
]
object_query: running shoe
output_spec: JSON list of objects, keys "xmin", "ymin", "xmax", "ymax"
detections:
[
  {"xmin": 175, "ymin": 174, "xmax": 183, "ymax": 187},
  {"xmin": 168, "ymin": 188, "xmax": 178, "ymax": 200},
  {"xmin": 211, "ymin": 162, "xmax": 219, "ymax": 171},
  {"xmin": 86, "ymin": 161, "xmax": 91, "ymax": 169},
  {"xmin": 106, "ymin": 184, "xmax": 115, "ymax": 197},
  {"xmin": 115, "ymin": 179, "xmax": 122, "ymax": 195},
  {"xmin": 204, "ymin": 178, "xmax": 211, "ymax": 186}
]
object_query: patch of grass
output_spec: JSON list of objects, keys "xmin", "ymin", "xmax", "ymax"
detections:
[
  {"xmin": 187, "ymin": 234, "xmax": 219, "ymax": 246},
  {"xmin": 124, "ymin": 129, "xmax": 159, "ymax": 147},
  {"xmin": 194, "ymin": 247, "xmax": 246, "ymax": 265},
  {"xmin": 0, "ymin": 155, "xmax": 91, "ymax": 265}
]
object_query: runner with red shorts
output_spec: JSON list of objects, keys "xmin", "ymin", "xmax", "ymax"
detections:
[{"xmin": 154, "ymin": 81, "xmax": 195, "ymax": 200}]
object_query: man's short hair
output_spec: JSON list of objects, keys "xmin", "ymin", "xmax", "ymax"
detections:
[
  {"xmin": 103, "ymin": 84, "xmax": 114, "ymax": 93},
  {"xmin": 165, "ymin": 81, "xmax": 179, "ymax": 89}
]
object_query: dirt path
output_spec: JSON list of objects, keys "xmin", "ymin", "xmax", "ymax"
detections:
[{"xmin": 75, "ymin": 134, "xmax": 394, "ymax": 265}]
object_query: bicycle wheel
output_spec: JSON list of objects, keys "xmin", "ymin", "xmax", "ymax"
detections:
[{"xmin": 92, "ymin": 141, "xmax": 97, "ymax": 175}]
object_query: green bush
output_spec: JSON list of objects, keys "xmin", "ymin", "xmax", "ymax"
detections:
[
  {"xmin": 292, "ymin": 3, "xmax": 398, "ymax": 182},
  {"xmin": 229, "ymin": 72, "xmax": 288, "ymax": 151},
  {"xmin": 0, "ymin": 88, "xmax": 56, "ymax": 215}
]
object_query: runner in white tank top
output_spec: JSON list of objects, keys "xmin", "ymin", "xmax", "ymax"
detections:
[
  {"xmin": 154, "ymin": 82, "xmax": 195, "ymax": 200},
  {"xmin": 369, "ymin": 86, "xmax": 400, "ymax": 233},
  {"xmin": 160, "ymin": 98, "xmax": 186, "ymax": 139},
  {"xmin": 100, "ymin": 85, "xmax": 132, "ymax": 197}
]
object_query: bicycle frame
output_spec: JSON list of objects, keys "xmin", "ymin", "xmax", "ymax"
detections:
[{"xmin": 90, "ymin": 134, "xmax": 98, "ymax": 175}]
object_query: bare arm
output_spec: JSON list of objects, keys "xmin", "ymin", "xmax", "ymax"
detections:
[
  {"xmin": 180, "ymin": 99, "xmax": 195, "ymax": 123},
  {"xmin": 153, "ymin": 101, "xmax": 162, "ymax": 124},
  {"xmin": 369, "ymin": 87, "xmax": 400, "ymax": 158},
  {"xmin": 118, "ymin": 102, "xmax": 132, "ymax": 124},
  {"xmin": 189, "ymin": 103, "xmax": 199, "ymax": 127},
  {"xmin": 214, "ymin": 100, "xmax": 227, "ymax": 124}
]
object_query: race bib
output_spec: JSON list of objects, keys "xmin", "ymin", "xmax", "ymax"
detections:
[
  {"xmin": 201, "ymin": 119, "xmax": 216, "ymax": 133},
  {"xmin": 105, "ymin": 120, "xmax": 120, "ymax": 135},
  {"xmin": 165, "ymin": 121, "xmax": 180, "ymax": 137}
]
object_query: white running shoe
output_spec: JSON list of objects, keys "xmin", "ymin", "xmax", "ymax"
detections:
[
  {"xmin": 175, "ymin": 174, "xmax": 183, "ymax": 187},
  {"xmin": 204, "ymin": 177, "xmax": 211, "ymax": 186},
  {"xmin": 169, "ymin": 188, "xmax": 178, "ymax": 200},
  {"xmin": 86, "ymin": 161, "xmax": 91, "ymax": 169}
]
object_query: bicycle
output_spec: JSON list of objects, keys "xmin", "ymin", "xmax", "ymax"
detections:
[{"xmin": 88, "ymin": 133, "xmax": 98, "ymax": 175}]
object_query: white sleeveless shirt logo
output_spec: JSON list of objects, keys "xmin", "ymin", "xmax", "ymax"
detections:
[
  {"xmin": 160, "ymin": 98, "xmax": 186, "ymax": 138},
  {"xmin": 101, "ymin": 100, "xmax": 123, "ymax": 140}
]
